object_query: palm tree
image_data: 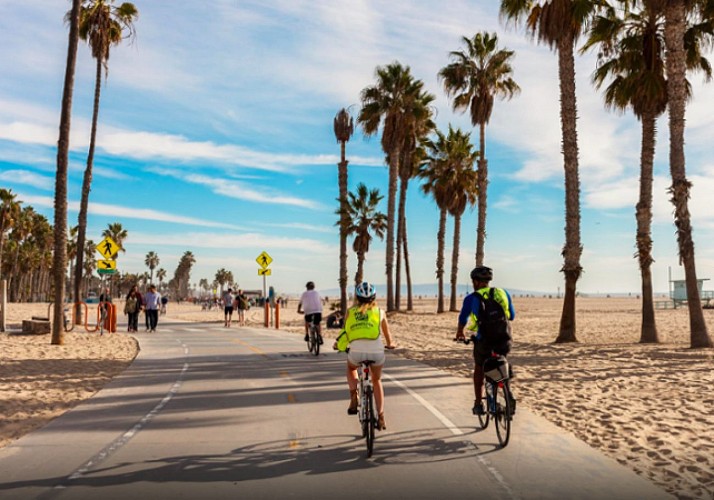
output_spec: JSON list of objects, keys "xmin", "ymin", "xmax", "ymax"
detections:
[
  {"xmin": 334, "ymin": 108, "xmax": 354, "ymax": 316},
  {"xmin": 145, "ymin": 251, "xmax": 159, "ymax": 284},
  {"xmin": 659, "ymin": 0, "xmax": 712, "ymax": 348},
  {"xmin": 340, "ymin": 183, "xmax": 387, "ymax": 286},
  {"xmin": 156, "ymin": 268, "xmax": 167, "ymax": 292},
  {"xmin": 420, "ymin": 129, "xmax": 457, "ymax": 314},
  {"xmin": 444, "ymin": 129, "xmax": 479, "ymax": 312},
  {"xmin": 215, "ymin": 268, "xmax": 230, "ymax": 291},
  {"xmin": 358, "ymin": 62, "xmax": 428, "ymax": 311},
  {"xmin": 0, "ymin": 189, "xmax": 21, "ymax": 286},
  {"xmin": 438, "ymin": 31, "xmax": 520, "ymax": 267},
  {"xmin": 583, "ymin": 1, "xmax": 712, "ymax": 344},
  {"xmin": 53, "ymin": 0, "xmax": 82, "ymax": 345},
  {"xmin": 500, "ymin": 0, "xmax": 604, "ymax": 343},
  {"xmin": 395, "ymin": 89, "xmax": 435, "ymax": 311},
  {"xmin": 72, "ymin": 0, "xmax": 138, "ymax": 329}
]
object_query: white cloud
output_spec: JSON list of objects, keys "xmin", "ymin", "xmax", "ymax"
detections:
[{"xmin": 0, "ymin": 169, "xmax": 53, "ymax": 190}]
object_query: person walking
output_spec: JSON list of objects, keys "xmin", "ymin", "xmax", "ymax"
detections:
[
  {"xmin": 222, "ymin": 288, "xmax": 235, "ymax": 327},
  {"xmin": 235, "ymin": 289, "xmax": 248, "ymax": 327},
  {"xmin": 144, "ymin": 284, "xmax": 161, "ymax": 332},
  {"xmin": 334, "ymin": 281, "xmax": 395, "ymax": 430},
  {"xmin": 455, "ymin": 266, "xmax": 516, "ymax": 416},
  {"xmin": 124, "ymin": 288, "xmax": 140, "ymax": 332}
]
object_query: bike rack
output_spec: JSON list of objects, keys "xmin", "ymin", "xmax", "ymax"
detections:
[{"xmin": 66, "ymin": 302, "xmax": 117, "ymax": 333}]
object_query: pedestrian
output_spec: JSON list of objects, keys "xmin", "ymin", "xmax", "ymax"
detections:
[
  {"xmin": 124, "ymin": 288, "xmax": 140, "ymax": 332},
  {"xmin": 235, "ymin": 289, "xmax": 248, "ymax": 327},
  {"xmin": 160, "ymin": 294, "xmax": 168, "ymax": 315},
  {"xmin": 223, "ymin": 288, "xmax": 235, "ymax": 327},
  {"xmin": 144, "ymin": 284, "xmax": 161, "ymax": 332}
]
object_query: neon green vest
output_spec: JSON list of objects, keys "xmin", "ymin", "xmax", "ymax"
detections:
[
  {"xmin": 467, "ymin": 287, "xmax": 511, "ymax": 332},
  {"xmin": 346, "ymin": 305, "xmax": 379, "ymax": 336}
]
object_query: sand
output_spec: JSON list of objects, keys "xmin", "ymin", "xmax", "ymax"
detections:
[{"xmin": 1, "ymin": 297, "xmax": 712, "ymax": 499}]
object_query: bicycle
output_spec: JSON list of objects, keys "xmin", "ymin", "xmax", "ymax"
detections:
[
  {"xmin": 306, "ymin": 321, "xmax": 320, "ymax": 356},
  {"xmin": 357, "ymin": 360, "xmax": 377, "ymax": 457},
  {"xmin": 455, "ymin": 337, "xmax": 514, "ymax": 448}
]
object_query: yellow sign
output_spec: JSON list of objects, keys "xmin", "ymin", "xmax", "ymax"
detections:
[
  {"xmin": 97, "ymin": 259, "xmax": 116, "ymax": 270},
  {"xmin": 256, "ymin": 251, "xmax": 273, "ymax": 269},
  {"xmin": 96, "ymin": 236, "xmax": 120, "ymax": 259},
  {"xmin": 258, "ymin": 268, "xmax": 272, "ymax": 276}
]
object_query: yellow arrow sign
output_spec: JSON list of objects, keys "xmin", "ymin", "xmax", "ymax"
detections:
[
  {"xmin": 96, "ymin": 236, "xmax": 120, "ymax": 259},
  {"xmin": 258, "ymin": 268, "xmax": 272, "ymax": 276},
  {"xmin": 97, "ymin": 259, "xmax": 116, "ymax": 270},
  {"xmin": 256, "ymin": 251, "xmax": 273, "ymax": 269}
]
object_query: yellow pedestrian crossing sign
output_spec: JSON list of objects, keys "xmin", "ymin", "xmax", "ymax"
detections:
[
  {"xmin": 256, "ymin": 251, "xmax": 273, "ymax": 269},
  {"xmin": 96, "ymin": 236, "xmax": 120, "ymax": 259},
  {"xmin": 258, "ymin": 268, "xmax": 272, "ymax": 276}
]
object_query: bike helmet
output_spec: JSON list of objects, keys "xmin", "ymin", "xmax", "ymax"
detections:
[
  {"xmin": 306, "ymin": 281, "xmax": 315, "ymax": 290},
  {"xmin": 470, "ymin": 266, "xmax": 493, "ymax": 282},
  {"xmin": 355, "ymin": 281, "xmax": 376, "ymax": 303}
]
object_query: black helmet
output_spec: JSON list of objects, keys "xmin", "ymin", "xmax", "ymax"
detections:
[{"xmin": 470, "ymin": 266, "xmax": 493, "ymax": 282}]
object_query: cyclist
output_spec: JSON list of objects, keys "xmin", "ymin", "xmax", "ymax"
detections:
[
  {"xmin": 455, "ymin": 266, "xmax": 515, "ymax": 416},
  {"xmin": 335, "ymin": 281, "xmax": 395, "ymax": 430},
  {"xmin": 297, "ymin": 281, "xmax": 323, "ymax": 345}
]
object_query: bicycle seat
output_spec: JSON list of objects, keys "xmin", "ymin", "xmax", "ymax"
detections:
[{"xmin": 361, "ymin": 360, "xmax": 376, "ymax": 366}]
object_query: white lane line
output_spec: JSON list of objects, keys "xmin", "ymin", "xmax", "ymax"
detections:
[
  {"xmin": 385, "ymin": 372, "xmax": 518, "ymax": 500},
  {"xmin": 57, "ymin": 341, "xmax": 190, "ymax": 486}
]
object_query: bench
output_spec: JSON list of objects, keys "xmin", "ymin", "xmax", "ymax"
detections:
[{"xmin": 22, "ymin": 319, "xmax": 50, "ymax": 334}]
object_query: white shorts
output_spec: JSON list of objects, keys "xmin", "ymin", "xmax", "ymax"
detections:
[{"xmin": 348, "ymin": 349, "xmax": 385, "ymax": 367}]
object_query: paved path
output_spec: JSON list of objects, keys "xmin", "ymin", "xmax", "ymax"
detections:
[{"xmin": 0, "ymin": 321, "xmax": 673, "ymax": 500}]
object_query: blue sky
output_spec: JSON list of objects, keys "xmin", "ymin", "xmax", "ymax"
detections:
[{"xmin": 1, "ymin": 1, "xmax": 714, "ymax": 296}]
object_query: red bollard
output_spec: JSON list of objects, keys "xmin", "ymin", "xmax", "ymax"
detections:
[
  {"xmin": 264, "ymin": 302, "xmax": 269, "ymax": 328},
  {"xmin": 275, "ymin": 301, "xmax": 280, "ymax": 330}
]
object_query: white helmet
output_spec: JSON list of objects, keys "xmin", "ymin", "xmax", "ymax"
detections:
[{"xmin": 355, "ymin": 281, "xmax": 376, "ymax": 303}]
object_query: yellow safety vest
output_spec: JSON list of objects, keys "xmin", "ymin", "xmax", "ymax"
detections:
[{"xmin": 336, "ymin": 306, "xmax": 380, "ymax": 351}]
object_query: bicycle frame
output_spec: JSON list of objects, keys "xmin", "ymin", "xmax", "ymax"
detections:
[{"xmin": 358, "ymin": 361, "xmax": 376, "ymax": 457}]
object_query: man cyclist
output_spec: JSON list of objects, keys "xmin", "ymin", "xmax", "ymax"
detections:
[
  {"xmin": 298, "ymin": 281, "xmax": 323, "ymax": 345},
  {"xmin": 455, "ymin": 265, "xmax": 515, "ymax": 416}
]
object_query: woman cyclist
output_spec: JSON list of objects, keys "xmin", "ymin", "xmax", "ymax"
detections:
[{"xmin": 335, "ymin": 281, "xmax": 395, "ymax": 430}]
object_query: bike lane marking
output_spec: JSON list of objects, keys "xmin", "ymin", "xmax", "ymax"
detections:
[
  {"xmin": 385, "ymin": 372, "xmax": 518, "ymax": 500},
  {"xmin": 48, "ymin": 340, "xmax": 190, "ymax": 493}
]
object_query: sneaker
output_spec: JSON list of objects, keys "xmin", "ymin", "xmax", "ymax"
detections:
[
  {"xmin": 472, "ymin": 401, "xmax": 485, "ymax": 416},
  {"xmin": 347, "ymin": 391, "xmax": 359, "ymax": 415},
  {"xmin": 318, "ymin": 335, "xmax": 324, "ymax": 345},
  {"xmin": 304, "ymin": 335, "xmax": 309, "ymax": 342},
  {"xmin": 509, "ymin": 396, "xmax": 517, "ymax": 416},
  {"xmin": 377, "ymin": 413, "xmax": 386, "ymax": 430}
]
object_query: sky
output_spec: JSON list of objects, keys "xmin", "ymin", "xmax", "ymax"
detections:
[{"xmin": 1, "ymin": 0, "xmax": 714, "ymax": 297}]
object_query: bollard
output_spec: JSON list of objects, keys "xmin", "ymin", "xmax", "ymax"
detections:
[
  {"xmin": 275, "ymin": 301, "xmax": 280, "ymax": 330},
  {"xmin": 264, "ymin": 301, "xmax": 269, "ymax": 328}
]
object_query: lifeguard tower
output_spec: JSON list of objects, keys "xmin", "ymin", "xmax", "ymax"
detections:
[{"xmin": 667, "ymin": 273, "xmax": 714, "ymax": 308}]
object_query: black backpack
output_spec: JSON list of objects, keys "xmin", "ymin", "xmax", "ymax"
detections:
[{"xmin": 477, "ymin": 288, "xmax": 511, "ymax": 351}]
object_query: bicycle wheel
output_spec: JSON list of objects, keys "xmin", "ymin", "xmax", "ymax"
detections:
[
  {"xmin": 312, "ymin": 329, "xmax": 320, "ymax": 356},
  {"xmin": 494, "ymin": 381, "xmax": 512, "ymax": 447},
  {"xmin": 365, "ymin": 385, "xmax": 375, "ymax": 457},
  {"xmin": 478, "ymin": 384, "xmax": 491, "ymax": 429},
  {"xmin": 306, "ymin": 326, "xmax": 315, "ymax": 353}
]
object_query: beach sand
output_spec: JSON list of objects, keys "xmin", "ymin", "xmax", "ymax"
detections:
[{"xmin": 1, "ymin": 297, "xmax": 712, "ymax": 499}]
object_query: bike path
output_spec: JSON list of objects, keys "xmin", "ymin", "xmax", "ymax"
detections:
[{"xmin": 0, "ymin": 322, "xmax": 673, "ymax": 499}]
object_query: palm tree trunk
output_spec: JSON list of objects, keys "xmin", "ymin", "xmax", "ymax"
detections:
[
  {"xmin": 355, "ymin": 252, "xmax": 365, "ymax": 287},
  {"xmin": 476, "ymin": 124, "xmax": 487, "ymax": 267},
  {"xmin": 403, "ymin": 222, "xmax": 413, "ymax": 311},
  {"xmin": 450, "ymin": 212, "xmax": 462, "ymax": 312},
  {"xmin": 53, "ymin": 0, "xmax": 81, "ymax": 345},
  {"xmin": 74, "ymin": 58, "xmax": 103, "ymax": 324},
  {"xmin": 555, "ymin": 34, "xmax": 582, "ymax": 344},
  {"xmin": 395, "ymin": 177, "xmax": 409, "ymax": 311},
  {"xmin": 637, "ymin": 114, "xmax": 658, "ymax": 343},
  {"xmin": 338, "ymin": 145, "xmax": 349, "ymax": 316},
  {"xmin": 664, "ymin": 2, "xmax": 712, "ymax": 348},
  {"xmin": 436, "ymin": 208, "xmax": 447, "ymax": 313},
  {"xmin": 385, "ymin": 152, "xmax": 400, "ymax": 311}
]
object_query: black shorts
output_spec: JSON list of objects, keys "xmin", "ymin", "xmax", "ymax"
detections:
[
  {"xmin": 224, "ymin": 306, "xmax": 234, "ymax": 315},
  {"xmin": 304, "ymin": 313, "xmax": 322, "ymax": 325},
  {"xmin": 472, "ymin": 338, "xmax": 511, "ymax": 366}
]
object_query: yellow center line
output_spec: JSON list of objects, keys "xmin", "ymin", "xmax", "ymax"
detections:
[{"xmin": 231, "ymin": 338, "xmax": 269, "ymax": 358}]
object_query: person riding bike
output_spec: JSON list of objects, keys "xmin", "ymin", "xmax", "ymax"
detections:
[
  {"xmin": 298, "ymin": 281, "xmax": 323, "ymax": 345},
  {"xmin": 455, "ymin": 266, "xmax": 515, "ymax": 416},
  {"xmin": 334, "ymin": 281, "xmax": 395, "ymax": 430}
]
